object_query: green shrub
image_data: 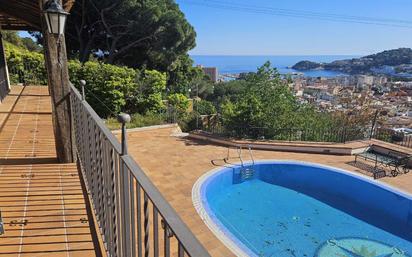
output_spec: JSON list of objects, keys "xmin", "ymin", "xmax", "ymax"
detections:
[
  {"xmin": 194, "ymin": 99, "xmax": 216, "ymax": 115},
  {"xmin": 5, "ymin": 42, "xmax": 169, "ymax": 119},
  {"xmin": 5, "ymin": 42, "xmax": 47, "ymax": 85},
  {"xmin": 126, "ymin": 70, "xmax": 167, "ymax": 114},
  {"xmin": 69, "ymin": 60, "xmax": 137, "ymax": 118},
  {"xmin": 178, "ymin": 112, "xmax": 199, "ymax": 132},
  {"xmin": 131, "ymin": 112, "xmax": 167, "ymax": 128},
  {"xmin": 167, "ymin": 93, "xmax": 189, "ymax": 114},
  {"xmin": 105, "ymin": 112, "xmax": 167, "ymax": 130}
]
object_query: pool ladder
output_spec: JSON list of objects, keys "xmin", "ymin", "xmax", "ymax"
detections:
[
  {"xmin": 241, "ymin": 167, "xmax": 254, "ymax": 180},
  {"xmin": 224, "ymin": 145, "xmax": 255, "ymax": 180}
]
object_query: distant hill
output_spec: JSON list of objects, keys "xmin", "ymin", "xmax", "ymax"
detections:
[{"xmin": 292, "ymin": 48, "xmax": 412, "ymax": 77}]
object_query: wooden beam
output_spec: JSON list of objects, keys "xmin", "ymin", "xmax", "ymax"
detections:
[
  {"xmin": 63, "ymin": 0, "xmax": 76, "ymax": 12},
  {"xmin": 0, "ymin": 0, "xmax": 75, "ymax": 31},
  {"xmin": 0, "ymin": 23, "xmax": 37, "ymax": 31},
  {"xmin": 0, "ymin": 1, "xmax": 41, "ymax": 30},
  {"xmin": 40, "ymin": 0, "xmax": 75, "ymax": 163}
]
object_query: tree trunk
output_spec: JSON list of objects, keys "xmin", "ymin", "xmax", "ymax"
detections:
[{"xmin": 40, "ymin": 2, "xmax": 75, "ymax": 163}]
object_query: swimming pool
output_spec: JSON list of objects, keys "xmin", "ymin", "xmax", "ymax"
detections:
[{"xmin": 192, "ymin": 160, "xmax": 412, "ymax": 257}]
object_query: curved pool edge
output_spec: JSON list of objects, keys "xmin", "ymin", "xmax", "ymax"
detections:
[
  {"xmin": 192, "ymin": 159, "xmax": 412, "ymax": 257},
  {"xmin": 192, "ymin": 165, "xmax": 256, "ymax": 257}
]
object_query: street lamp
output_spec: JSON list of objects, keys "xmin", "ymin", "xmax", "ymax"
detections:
[{"xmin": 43, "ymin": 0, "xmax": 69, "ymax": 36}]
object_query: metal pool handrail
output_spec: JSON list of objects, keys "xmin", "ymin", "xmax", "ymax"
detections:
[
  {"xmin": 247, "ymin": 145, "xmax": 255, "ymax": 166},
  {"xmin": 70, "ymin": 83, "xmax": 210, "ymax": 257}
]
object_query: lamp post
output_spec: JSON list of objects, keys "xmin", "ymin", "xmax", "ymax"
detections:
[{"xmin": 43, "ymin": 0, "xmax": 69, "ymax": 36}]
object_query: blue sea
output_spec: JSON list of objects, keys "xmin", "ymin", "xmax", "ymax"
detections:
[{"xmin": 192, "ymin": 55, "xmax": 360, "ymax": 78}]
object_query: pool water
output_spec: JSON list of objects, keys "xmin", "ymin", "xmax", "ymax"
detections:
[
  {"xmin": 197, "ymin": 162, "xmax": 412, "ymax": 257},
  {"xmin": 210, "ymin": 179, "xmax": 411, "ymax": 256}
]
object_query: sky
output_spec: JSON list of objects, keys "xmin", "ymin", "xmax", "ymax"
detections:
[{"xmin": 175, "ymin": 0, "xmax": 412, "ymax": 56}]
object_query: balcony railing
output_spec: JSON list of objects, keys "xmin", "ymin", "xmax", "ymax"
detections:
[
  {"xmin": 8, "ymin": 62, "xmax": 47, "ymax": 86},
  {"xmin": 70, "ymin": 84, "xmax": 210, "ymax": 257},
  {"xmin": 200, "ymin": 119, "xmax": 370, "ymax": 144},
  {"xmin": 372, "ymin": 127, "xmax": 412, "ymax": 149}
]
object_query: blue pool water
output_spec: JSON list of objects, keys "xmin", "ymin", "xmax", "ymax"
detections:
[{"xmin": 197, "ymin": 161, "xmax": 412, "ymax": 257}]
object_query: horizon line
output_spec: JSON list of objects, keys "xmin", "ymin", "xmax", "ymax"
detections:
[{"xmin": 190, "ymin": 54, "xmax": 363, "ymax": 57}]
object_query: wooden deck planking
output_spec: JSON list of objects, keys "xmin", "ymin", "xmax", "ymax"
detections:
[{"xmin": 0, "ymin": 86, "xmax": 99, "ymax": 257}]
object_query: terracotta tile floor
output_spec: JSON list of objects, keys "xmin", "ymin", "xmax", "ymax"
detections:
[
  {"xmin": 123, "ymin": 126, "xmax": 412, "ymax": 257},
  {"xmin": 4, "ymin": 86, "xmax": 408, "ymax": 256},
  {"xmin": 0, "ymin": 86, "xmax": 99, "ymax": 257}
]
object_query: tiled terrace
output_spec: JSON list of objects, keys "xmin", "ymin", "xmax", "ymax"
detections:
[
  {"xmin": 122, "ymin": 125, "xmax": 412, "ymax": 257},
  {"xmin": 3, "ymin": 86, "xmax": 410, "ymax": 257},
  {"xmin": 0, "ymin": 86, "xmax": 100, "ymax": 257}
]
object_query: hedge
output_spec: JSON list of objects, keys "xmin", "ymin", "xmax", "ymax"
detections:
[
  {"xmin": 69, "ymin": 60, "xmax": 137, "ymax": 117},
  {"xmin": 5, "ymin": 42, "xmax": 167, "ymax": 118},
  {"xmin": 5, "ymin": 42, "xmax": 48, "ymax": 85}
]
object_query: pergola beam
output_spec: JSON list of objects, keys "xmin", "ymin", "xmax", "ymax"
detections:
[
  {"xmin": 0, "ymin": 0, "xmax": 75, "ymax": 31},
  {"xmin": 0, "ymin": 0, "xmax": 42, "ymax": 30},
  {"xmin": 0, "ymin": 24, "xmax": 37, "ymax": 31}
]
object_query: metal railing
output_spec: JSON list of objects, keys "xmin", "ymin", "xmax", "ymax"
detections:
[
  {"xmin": 372, "ymin": 127, "xmax": 412, "ymax": 149},
  {"xmin": 70, "ymin": 83, "xmax": 210, "ymax": 257},
  {"xmin": 8, "ymin": 62, "xmax": 47, "ymax": 86},
  {"xmin": 201, "ymin": 120, "xmax": 370, "ymax": 144}
]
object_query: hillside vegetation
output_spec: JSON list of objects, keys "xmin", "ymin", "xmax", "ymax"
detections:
[
  {"xmin": 4, "ymin": 33, "xmax": 374, "ymax": 139},
  {"xmin": 293, "ymin": 48, "xmax": 412, "ymax": 77}
]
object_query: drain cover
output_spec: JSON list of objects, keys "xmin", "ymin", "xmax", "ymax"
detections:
[
  {"xmin": 9, "ymin": 219, "xmax": 28, "ymax": 226},
  {"xmin": 21, "ymin": 174, "xmax": 35, "ymax": 178}
]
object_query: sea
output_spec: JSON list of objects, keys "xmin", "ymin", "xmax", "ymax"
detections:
[{"xmin": 191, "ymin": 55, "xmax": 360, "ymax": 78}]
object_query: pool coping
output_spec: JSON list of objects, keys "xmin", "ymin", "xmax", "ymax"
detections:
[{"xmin": 192, "ymin": 159, "xmax": 412, "ymax": 257}]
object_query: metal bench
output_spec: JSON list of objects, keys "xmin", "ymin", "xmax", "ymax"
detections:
[{"xmin": 355, "ymin": 145, "xmax": 411, "ymax": 178}]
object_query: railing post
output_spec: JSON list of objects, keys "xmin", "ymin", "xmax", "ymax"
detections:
[
  {"xmin": 80, "ymin": 80, "xmax": 86, "ymax": 101},
  {"xmin": 117, "ymin": 113, "xmax": 131, "ymax": 257},
  {"xmin": 343, "ymin": 127, "xmax": 348, "ymax": 144},
  {"xmin": 370, "ymin": 109, "xmax": 379, "ymax": 140},
  {"xmin": 118, "ymin": 113, "xmax": 131, "ymax": 155}
]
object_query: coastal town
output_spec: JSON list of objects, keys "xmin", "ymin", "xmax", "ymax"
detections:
[
  {"xmin": 199, "ymin": 64, "xmax": 412, "ymax": 131},
  {"xmin": 290, "ymin": 75, "xmax": 412, "ymax": 128}
]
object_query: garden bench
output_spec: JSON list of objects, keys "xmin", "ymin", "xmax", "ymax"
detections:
[{"xmin": 355, "ymin": 144, "xmax": 411, "ymax": 178}]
